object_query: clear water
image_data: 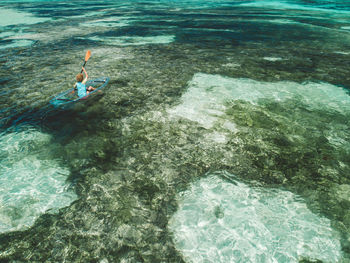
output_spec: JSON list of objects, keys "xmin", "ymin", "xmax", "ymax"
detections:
[
  {"xmin": 168, "ymin": 73, "xmax": 350, "ymax": 129},
  {"xmin": 0, "ymin": 127, "xmax": 76, "ymax": 233},
  {"xmin": 0, "ymin": 0, "xmax": 350, "ymax": 262},
  {"xmin": 169, "ymin": 172, "xmax": 342, "ymax": 262}
]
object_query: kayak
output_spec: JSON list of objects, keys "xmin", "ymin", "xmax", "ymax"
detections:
[{"xmin": 50, "ymin": 77, "xmax": 110, "ymax": 107}]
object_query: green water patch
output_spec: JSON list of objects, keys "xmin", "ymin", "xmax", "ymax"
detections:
[
  {"xmin": 0, "ymin": 7, "xmax": 50, "ymax": 27},
  {"xmin": 0, "ymin": 6, "xmax": 50, "ymax": 49},
  {"xmin": 0, "ymin": 39, "xmax": 35, "ymax": 50}
]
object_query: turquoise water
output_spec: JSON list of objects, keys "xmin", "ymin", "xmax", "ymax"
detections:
[
  {"xmin": 0, "ymin": 0, "xmax": 350, "ymax": 262},
  {"xmin": 0, "ymin": 127, "xmax": 77, "ymax": 233}
]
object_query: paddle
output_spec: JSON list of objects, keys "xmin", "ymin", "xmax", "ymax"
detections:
[
  {"xmin": 72, "ymin": 50, "xmax": 91, "ymax": 93},
  {"xmin": 80, "ymin": 50, "xmax": 91, "ymax": 73}
]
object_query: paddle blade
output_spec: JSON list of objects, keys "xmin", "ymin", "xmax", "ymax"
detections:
[{"xmin": 85, "ymin": 50, "xmax": 91, "ymax": 62}]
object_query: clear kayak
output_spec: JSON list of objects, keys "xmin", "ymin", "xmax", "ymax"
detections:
[{"xmin": 49, "ymin": 77, "xmax": 110, "ymax": 107}]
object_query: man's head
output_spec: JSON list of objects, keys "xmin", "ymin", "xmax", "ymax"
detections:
[{"xmin": 76, "ymin": 73, "xmax": 84, "ymax": 82}]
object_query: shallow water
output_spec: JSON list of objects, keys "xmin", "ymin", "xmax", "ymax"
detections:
[
  {"xmin": 169, "ymin": 172, "xmax": 343, "ymax": 262},
  {"xmin": 0, "ymin": 127, "xmax": 77, "ymax": 233},
  {"xmin": 0, "ymin": 0, "xmax": 350, "ymax": 262}
]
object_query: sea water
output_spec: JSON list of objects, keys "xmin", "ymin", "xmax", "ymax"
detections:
[
  {"xmin": 169, "ymin": 172, "xmax": 342, "ymax": 262},
  {"xmin": 0, "ymin": 127, "xmax": 77, "ymax": 233},
  {"xmin": 0, "ymin": 0, "xmax": 349, "ymax": 262}
]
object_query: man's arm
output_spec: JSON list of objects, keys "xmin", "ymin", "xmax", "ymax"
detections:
[{"xmin": 82, "ymin": 67, "xmax": 88, "ymax": 84}]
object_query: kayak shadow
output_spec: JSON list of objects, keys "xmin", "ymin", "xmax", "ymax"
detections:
[{"xmin": 0, "ymin": 90, "xmax": 106, "ymax": 137}]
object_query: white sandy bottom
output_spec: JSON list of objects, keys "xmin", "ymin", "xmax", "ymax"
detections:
[
  {"xmin": 169, "ymin": 173, "xmax": 342, "ymax": 263},
  {"xmin": 0, "ymin": 128, "xmax": 77, "ymax": 233}
]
